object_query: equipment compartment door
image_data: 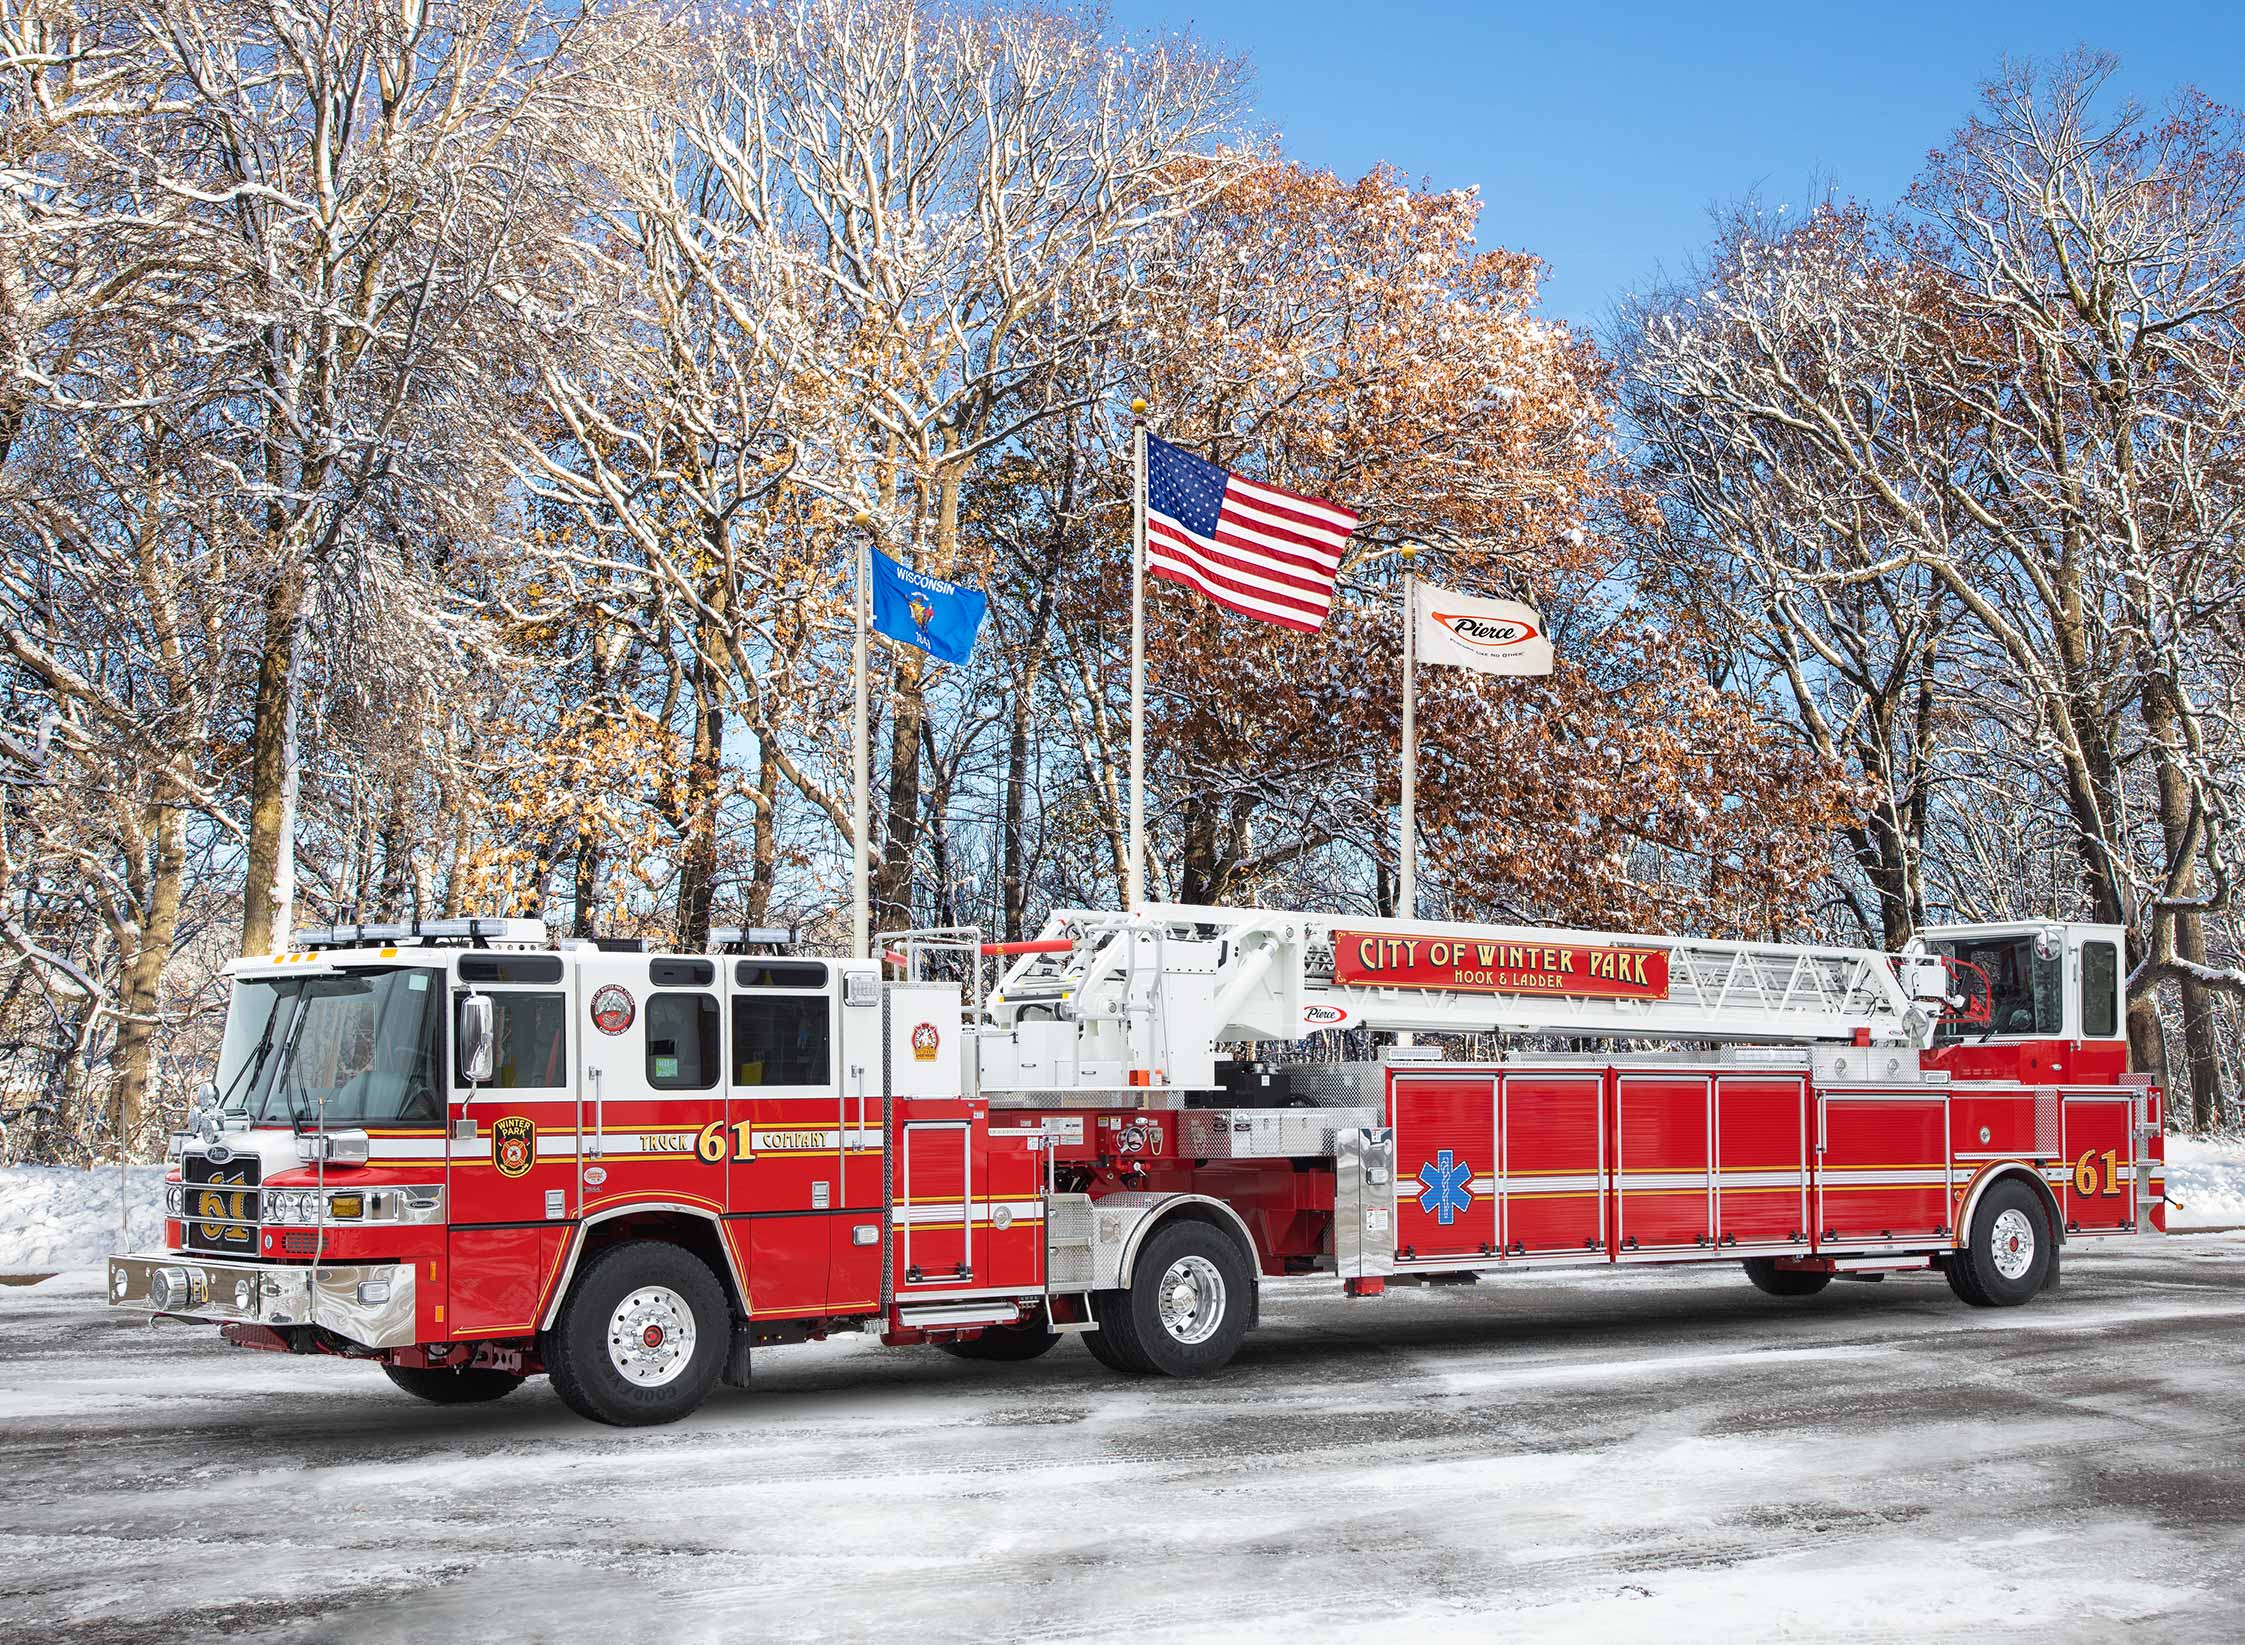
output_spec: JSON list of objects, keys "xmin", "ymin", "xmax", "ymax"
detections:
[
  {"xmin": 1818, "ymin": 1095, "xmax": 1950, "ymax": 1245},
  {"xmin": 1498, "ymin": 1072, "xmax": 1605, "ymax": 1257},
  {"xmin": 1715, "ymin": 1077, "xmax": 1810, "ymax": 1249},
  {"xmin": 896, "ymin": 1117, "xmax": 974, "ymax": 1288},
  {"xmin": 1389, "ymin": 1074, "xmax": 1497, "ymax": 1263},
  {"xmin": 1614, "ymin": 1075, "xmax": 1713, "ymax": 1252},
  {"xmin": 2059, "ymin": 1091, "xmax": 2135, "ymax": 1233}
]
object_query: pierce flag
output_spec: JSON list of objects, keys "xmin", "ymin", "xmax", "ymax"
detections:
[
  {"xmin": 868, "ymin": 549, "xmax": 986, "ymax": 666},
  {"xmin": 1412, "ymin": 581, "xmax": 1554, "ymax": 675}
]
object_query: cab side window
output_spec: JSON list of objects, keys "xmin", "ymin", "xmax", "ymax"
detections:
[
  {"xmin": 733, "ymin": 995, "xmax": 831, "ymax": 1086},
  {"xmin": 2081, "ymin": 941, "xmax": 2120, "ymax": 1038},
  {"xmin": 456, "ymin": 991, "xmax": 568, "ymax": 1089},
  {"xmin": 647, "ymin": 992, "xmax": 720, "ymax": 1091}
]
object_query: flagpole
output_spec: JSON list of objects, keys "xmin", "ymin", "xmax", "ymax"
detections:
[
  {"xmin": 850, "ymin": 510, "xmax": 871, "ymax": 961},
  {"xmin": 1127, "ymin": 399, "xmax": 1148, "ymax": 911},
  {"xmin": 1399, "ymin": 543, "xmax": 1418, "ymax": 922}
]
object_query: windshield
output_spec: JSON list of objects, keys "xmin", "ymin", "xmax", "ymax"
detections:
[
  {"xmin": 215, "ymin": 967, "xmax": 445, "ymax": 1125},
  {"xmin": 1929, "ymin": 937, "xmax": 2062, "ymax": 1040}
]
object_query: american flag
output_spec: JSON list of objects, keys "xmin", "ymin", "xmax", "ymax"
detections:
[{"xmin": 1144, "ymin": 434, "xmax": 1357, "ymax": 633}]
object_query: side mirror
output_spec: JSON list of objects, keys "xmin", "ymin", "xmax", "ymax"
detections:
[{"xmin": 458, "ymin": 994, "xmax": 495, "ymax": 1085}]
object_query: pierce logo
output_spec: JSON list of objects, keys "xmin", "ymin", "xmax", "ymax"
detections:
[
  {"xmin": 911, "ymin": 1021, "xmax": 940, "ymax": 1062},
  {"xmin": 493, "ymin": 1116, "xmax": 537, "ymax": 1179},
  {"xmin": 1435, "ymin": 612, "xmax": 1540, "ymax": 651},
  {"xmin": 1302, "ymin": 1004, "xmax": 1349, "ymax": 1027},
  {"xmin": 590, "ymin": 984, "xmax": 635, "ymax": 1036}
]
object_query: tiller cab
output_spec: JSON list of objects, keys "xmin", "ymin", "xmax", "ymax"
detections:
[{"xmin": 111, "ymin": 908, "xmax": 2165, "ymax": 1425}]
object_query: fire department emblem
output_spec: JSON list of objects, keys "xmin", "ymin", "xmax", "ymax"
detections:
[
  {"xmin": 911, "ymin": 1021, "xmax": 940, "ymax": 1062},
  {"xmin": 590, "ymin": 984, "xmax": 635, "ymax": 1036},
  {"xmin": 493, "ymin": 1116, "xmax": 538, "ymax": 1179}
]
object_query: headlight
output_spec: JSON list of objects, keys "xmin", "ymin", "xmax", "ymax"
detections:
[{"xmin": 165, "ymin": 1185, "xmax": 183, "ymax": 1216}]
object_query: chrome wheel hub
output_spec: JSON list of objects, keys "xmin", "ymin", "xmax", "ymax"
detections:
[
  {"xmin": 1991, "ymin": 1207, "xmax": 2037, "ymax": 1281},
  {"xmin": 607, "ymin": 1285, "xmax": 697, "ymax": 1386},
  {"xmin": 1156, "ymin": 1254, "xmax": 1226, "ymax": 1346}
]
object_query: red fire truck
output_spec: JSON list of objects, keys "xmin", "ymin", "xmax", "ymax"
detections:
[{"xmin": 109, "ymin": 906, "xmax": 2166, "ymax": 1425}]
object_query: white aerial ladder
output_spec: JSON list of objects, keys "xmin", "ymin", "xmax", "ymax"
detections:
[{"xmin": 968, "ymin": 904, "xmax": 1955, "ymax": 1100}]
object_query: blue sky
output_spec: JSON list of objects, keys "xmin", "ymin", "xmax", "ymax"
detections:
[{"xmin": 1124, "ymin": 1, "xmax": 2244, "ymax": 331}]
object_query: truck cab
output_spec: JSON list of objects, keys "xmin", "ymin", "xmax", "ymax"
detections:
[{"xmin": 109, "ymin": 918, "xmax": 1050, "ymax": 1423}]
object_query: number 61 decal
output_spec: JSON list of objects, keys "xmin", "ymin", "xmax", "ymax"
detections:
[{"xmin": 2073, "ymin": 1148, "xmax": 2125, "ymax": 1197}]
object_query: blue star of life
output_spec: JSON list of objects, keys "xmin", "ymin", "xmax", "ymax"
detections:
[{"xmin": 1417, "ymin": 1149, "xmax": 1473, "ymax": 1225}]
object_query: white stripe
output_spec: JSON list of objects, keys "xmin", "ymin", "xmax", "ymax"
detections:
[
  {"xmin": 1148, "ymin": 541, "xmax": 1331, "ymax": 626},
  {"xmin": 1822, "ymin": 1169, "xmax": 1951, "ymax": 1186},
  {"xmin": 1215, "ymin": 496, "xmax": 1351, "ymax": 563},
  {"xmin": 893, "ymin": 1200, "xmax": 1046, "ymax": 1226},
  {"xmin": 1148, "ymin": 519, "xmax": 1336, "ymax": 611},
  {"xmin": 1226, "ymin": 473, "xmax": 1358, "ymax": 532}
]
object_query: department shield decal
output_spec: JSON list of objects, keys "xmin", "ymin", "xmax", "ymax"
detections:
[{"xmin": 493, "ymin": 1116, "xmax": 537, "ymax": 1179}]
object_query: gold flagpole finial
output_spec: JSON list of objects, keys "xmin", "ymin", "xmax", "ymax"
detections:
[{"xmin": 1130, "ymin": 398, "xmax": 1148, "ymax": 417}]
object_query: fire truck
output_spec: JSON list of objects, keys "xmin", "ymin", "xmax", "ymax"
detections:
[{"xmin": 108, "ymin": 906, "xmax": 2166, "ymax": 1426}]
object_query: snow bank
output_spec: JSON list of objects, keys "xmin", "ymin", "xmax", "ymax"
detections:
[
  {"xmin": 0, "ymin": 1165, "xmax": 165, "ymax": 1274},
  {"xmin": 2165, "ymin": 1134, "xmax": 2245, "ymax": 1230}
]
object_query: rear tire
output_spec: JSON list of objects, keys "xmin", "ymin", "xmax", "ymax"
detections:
[
  {"xmin": 381, "ymin": 1364, "xmax": 524, "ymax": 1405},
  {"xmin": 1947, "ymin": 1179, "xmax": 2052, "ymax": 1307},
  {"xmin": 1088, "ymin": 1220, "xmax": 1253, "ymax": 1378},
  {"xmin": 939, "ymin": 1321, "xmax": 1061, "ymax": 1362},
  {"xmin": 543, "ymin": 1240, "xmax": 729, "ymax": 1426},
  {"xmin": 1742, "ymin": 1258, "xmax": 1831, "ymax": 1298},
  {"xmin": 1082, "ymin": 1319, "xmax": 1154, "ymax": 1374}
]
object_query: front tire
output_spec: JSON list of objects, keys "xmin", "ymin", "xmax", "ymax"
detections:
[
  {"xmin": 1088, "ymin": 1220, "xmax": 1253, "ymax": 1377},
  {"xmin": 939, "ymin": 1321, "xmax": 1061, "ymax": 1362},
  {"xmin": 1946, "ymin": 1179, "xmax": 2052, "ymax": 1307},
  {"xmin": 381, "ymin": 1364, "xmax": 525, "ymax": 1405},
  {"xmin": 1742, "ymin": 1258, "xmax": 1831, "ymax": 1298},
  {"xmin": 543, "ymin": 1241, "xmax": 729, "ymax": 1426}
]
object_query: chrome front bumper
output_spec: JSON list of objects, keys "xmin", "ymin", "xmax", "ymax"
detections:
[{"xmin": 107, "ymin": 1251, "xmax": 417, "ymax": 1350}]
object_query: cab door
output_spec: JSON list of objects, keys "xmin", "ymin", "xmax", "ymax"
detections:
[
  {"xmin": 449, "ymin": 952, "xmax": 576, "ymax": 1337},
  {"xmin": 571, "ymin": 952, "xmax": 728, "ymax": 1220},
  {"xmin": 725, "ymin": 959, "xmax": 841, "ymax": 1320}
]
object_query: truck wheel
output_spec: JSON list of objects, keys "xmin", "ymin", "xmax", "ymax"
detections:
[
  {"xmin": 939, "ymin": 1321, "xmax": 1060, "ymax": 1362},
  {"xmin": 1089, "ymin": 1220, "xmax": 1253, "ymax": 1377},
  {"xmin": 543, "ymin": 1240, "xmax": 729, "ymax": 1426},
  {"xmin": 1742, "ymin": 1258, "xmax": 1831, "ymax": 1298},
  {"xmin": 381, "ymin": 1364, "xmax": 525, "ymax": 1405},
  {"xmin": 1947, "ymin": 1179, "xmax": 2052, "ymax": 1308},
  {"xmin": 1082, "ymin": 1320, "xmax": 1154, "ymax": 1374}
]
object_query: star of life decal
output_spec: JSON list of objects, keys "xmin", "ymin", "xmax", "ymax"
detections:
[{"xmin": 1417, "ymin": 1149, "xmax": 1473, "ymax": 1225}]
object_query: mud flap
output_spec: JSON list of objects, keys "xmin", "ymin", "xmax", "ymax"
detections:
[
  {"xmin": 2041, "ymin": 1237, "xmax": 2061, "ymax": 1293},
  {"xmin": 722, "ymin": 1322, "xmax": 753, "ymax": 1389}
]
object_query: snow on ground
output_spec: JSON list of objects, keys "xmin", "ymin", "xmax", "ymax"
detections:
[
  {"xmin": 0, "ymin": 1164, "xmax": 165, "ymax": 1272},
  {"xmin": 2164, "ymin": 1134, "xmax": 2245, "ymax": 1229},
  {"xmin": 3, "ymin": 1238, "xmax": 2243, "ymax": 1643}
]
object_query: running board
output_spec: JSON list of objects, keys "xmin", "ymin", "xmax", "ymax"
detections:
[{"xmin": 895, "ymin": 1301, "xmax": 1023, "ymax": 1329}]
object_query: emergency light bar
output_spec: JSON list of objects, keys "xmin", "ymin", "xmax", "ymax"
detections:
[
  {"xmin": 287, "ymin": 916, "xmax": 549, "ymax": 950},
  {"xmin": 711, "ymin": 925, "xmax": 797, "ymax": 951}
]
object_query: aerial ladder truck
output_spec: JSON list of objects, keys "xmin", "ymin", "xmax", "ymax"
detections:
[{"xmin": 110, "ymin": 904, "xmax": 2162, "ymax": 1424}]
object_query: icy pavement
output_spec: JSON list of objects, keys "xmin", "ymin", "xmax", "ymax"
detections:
[{"xmin": 3, "ymin": 1238, "xmax": 2244, "ymax": 1643}]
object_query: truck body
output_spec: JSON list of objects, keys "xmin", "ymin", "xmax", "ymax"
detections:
[{"xmin": 109, "ymin": 907, "xmax": 2165, "ymax": 1423}]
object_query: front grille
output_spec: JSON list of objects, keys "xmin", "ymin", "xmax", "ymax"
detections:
[{"xmin": 182, "ymin": 1151, "xmax": 262, "ymax": 1255}]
